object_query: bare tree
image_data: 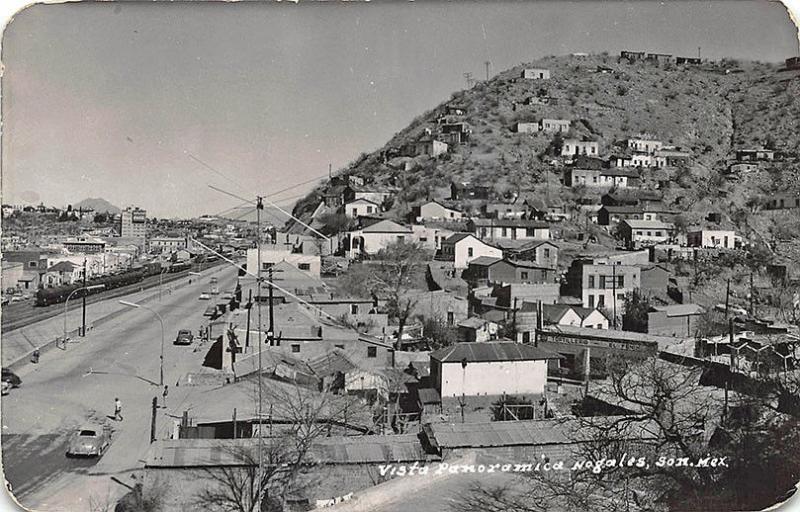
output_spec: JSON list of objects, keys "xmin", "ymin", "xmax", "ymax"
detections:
[
  {"xmin": 194, "ymin": 384, "xmax": 368, "ymax": 512},
  {"xmin": 339, "ymin": 240, "xmax": 429, "ymax": 346},
  {"xmin": 457, "ymin": 356, "xmax": 800, "ymax": 512}
]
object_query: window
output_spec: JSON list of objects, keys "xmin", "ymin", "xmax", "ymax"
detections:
[
  {"xmin": 521, "ymin": 271, "xmax": 529, "ymax": 280},
  {"xmin": 291, "ymin": 344, "xmax": 300, "ymax": 353},
  {"xmin": 367, "ymin": 346, "xmax": 377, "ymax": 358},
  {"xmin": 467, "ymin": 247, "xmax": 474, "ymax": 258},
  {"xmin": 522, "ymin": 331, "xmax": 531, "ymax": 343},
  {"xmin": 618, "ymin": 275, "xmax": 625, "ymax": 287},
  {"xmin": 501, "ymin": 227, "xmax": 508, "ymax": 237},
  {"xmin": 655, "ymin": 231, "xmax": 662, "ymax": 237},
  {"xmin": 636, "ymin": 231, "xmax": 643, "ymax": 236},
  {"xmin": 447, "ymin": 311, "xmax": 454, "ymax": 326},
  {"xmin": 588, "ymin": 295, "xmax": 595, "ymax": 308},
  {"xmin": 617, "ymin": 294, "xmax": 625, "ymax": 301},
  {"xmin": 367, "ymin": 206, "xmax": 374, "ymax": 214},
  {"xmin": 544, "ymin": 248, "xmax": 550, "ymax": 258},
  {"xmin": 419, "ymin": 237, "xmax": 428, "ymax": 242},
  {"xmin": 298, "ymin": 263, "xmax": 311, "ymax": 271},
  {"xmin": 588, "ymin": 275, "xmax": 595, "ymax": 288},
  {"xmin": 646, "ymin": 231, "xmax": 652, "ymax": 237},
  {"xmin": 262, "ymin": 262, "xmax": 274, "ymax": 270},
  {"xmin": 397, "ymin": 235, "xmax": 405, "ymax": 241},
  {"xmin": 335, "ymin": 344, "xmax": 345, "ymax": 350},
  {"xmin": 351, "ymin": 304, "xmax": 359, "ymax": 315},
  {"xmin": 28, "ymin": 261, "xmax": 37, "ymax": 268},
  {"xmin": 598, "ymin": 295, "xmax": 605, "ymax": 307},
  {"xmin": 599, "ymin": 276, "xmax": 606, "ymax": 288},
  {"xmin": 352, "ymin": 208, "xmax": 358, "ymax": 216}
]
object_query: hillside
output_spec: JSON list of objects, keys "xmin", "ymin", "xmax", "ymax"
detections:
[
  {"xmin": 73, "ymin": 197, "xmax": 121, "ymax": 214},
  {"xmin": 291, "ymin": 53, "xmax": 800, "ymax": 248}
]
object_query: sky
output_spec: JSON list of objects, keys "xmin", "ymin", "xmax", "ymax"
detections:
[{"xmin": 1, "ymin": 1, "xmax": 798, "ymax": 218}]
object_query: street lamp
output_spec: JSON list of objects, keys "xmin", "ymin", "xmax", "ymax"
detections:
[
  {"xmin": 119, "ymin": 300, "xmax": 165, "ymax": 387},
  {"xmin": 63, "ymin": 284, "xmax": 106, "ymax": 347}
]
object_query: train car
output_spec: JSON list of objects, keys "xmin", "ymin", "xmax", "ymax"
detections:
[
  {"xmin": 167, "ymin": 262, "xmax": 192, "ymax": 274},
  {"xmin": 35, "ymin": 268, "xmax": 146, "ymax": 307}
]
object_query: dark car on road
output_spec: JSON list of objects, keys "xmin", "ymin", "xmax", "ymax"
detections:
[
  {"xmin": 2, "ymin": 368, "xmax": 21, "ymax": 388},
  {"xmin": 174, "ymin": 329, "xmax": 194, "ymax": 346}
]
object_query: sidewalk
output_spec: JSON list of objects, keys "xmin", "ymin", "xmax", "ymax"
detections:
[{"xmin": 1, "ymin": 265, "xmax": 224, "ymax": 368}]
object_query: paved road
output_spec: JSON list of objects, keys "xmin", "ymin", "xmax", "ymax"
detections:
[{"xmin": 1, "ymin": 263, "xmax": 240, "ymax": 511}]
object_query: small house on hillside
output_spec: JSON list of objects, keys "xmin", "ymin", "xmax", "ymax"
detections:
[
  {"xmin": 561, "ymin": 139, "xmax": 599, "ymax": 157},
  {"xmin": 440, "ymin": 233, "xmax": 503, "ymax": 270},
  {"xmin": 470, "ymin": 218, "xmax": 550, "ymax": 242},
  {"xmin": 654, "ymin": 149, "xmax": 691, "ymax": 167},
  {"xmin": 645, "ymin": 53, "xmax": 674, "ymax": 63},
  {"xmin": 764, "ymin": 193, "xmax": 800, "ymax": 210},
  {"xmin": 414, "ymin": 201, "xmax": 463, "ymax": 222},
  {"xmin": 515, "ymin": 303, "xmax": 609, "ymax": 343},
  {"xmin": 345, "ymin": 220, "xmax": 414, "ymax": 258},
  {"xmin": 412, "ymin": 137, "xmax": 448, "ymax": 158},
  {"xmin": 344, "ymin": 198, "xmax": 380, "ymax": 218},
  {"xmin": 618, "ymin": 220, "xmax": 675, "ymax": 248},
  {"xmin": 450, "ymin": 181, "xmax": 491, "ymax": 201},
  {"xmin": 627, "ymin": 138, "xmax": 663, "ymax": 154},
  {"xmin": 620, "ymin": 50, "xmax": 646, "ymax": 61},
  {"xmin": 482, "ymin": 202, "xmax": 527, "ymax": 220},
  {"xmin": 686, "ymin": 229, "xmax": 736, "ymax": 250},
  {"xmin": 521, "ymin": 68, "xmax": 551, "ymax": 80},
  {"xmin": 440, "ymin": 122, "xmax": 472, "ymax": 145},
  {"xmin": 497, "ymin": 239, "xmax": 558, "ymax": 268},
  {"xmin": 736, "ymin": 149, "xmax": 774, "ymax": 162},
  {"xmin": 540, "ymin": 119, "xmax": 570, "ymax": 134},
  {"xmin": 515, "ymin": 122, "xmax": 540, "ymax": 134}
]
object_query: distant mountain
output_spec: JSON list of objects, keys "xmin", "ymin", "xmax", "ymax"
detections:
[{"xmin": 73, "ymin": 198, "xmax": 121, "ymax": 214}]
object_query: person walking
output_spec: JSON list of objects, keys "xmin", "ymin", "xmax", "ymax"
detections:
[{"xmin": 114, "ymin": 397, "xmax": 123, "ymax": 421}]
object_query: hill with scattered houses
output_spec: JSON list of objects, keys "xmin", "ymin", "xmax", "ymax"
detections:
[{"xmin": 289, "ymin": 52, "xmax": 800, "ymax": 255}]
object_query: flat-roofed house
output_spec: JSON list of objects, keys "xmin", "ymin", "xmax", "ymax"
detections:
[
  {"xmin": 414, "ymin": 201, "xmax": 463, "ymax": 221},
  {"xmin": 627, "ymin": 138, "xmax": 663, "ymax": 154},
  {"xmin": 540, "ymin": 119, "xmax": 570, "ymax": 134},
  {"xmin": 764, "ymin": 193, "xmax": 800, "ymax": 210},
  {"xmin": 686, "ymin": 229, "xmax": 736, "ymax": 249},
  {"xmin": 430, "ymin": 342, "xmax": 559, "ymax": 397},
  {"xmin": 470, "ymin": 218, "xmax": 550, "ymax": 242},
  {"xmin": 618, "ymin": 220, "xmax": 675, "ymax": 248},
  {"xmin": 645, "ymin": 304, "xmax": 704, "ymax": 337},
  {"xmin": 561, "ymin": 139, "xmax": 599, "ymax": 157},
  {"xmin": 521, "ymin": 68, "xmax": 551, "ymax": 80}
]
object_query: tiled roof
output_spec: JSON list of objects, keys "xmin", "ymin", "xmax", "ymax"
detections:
[
  {"xmin": 430, "ymin": 342, "xmax": 560, "ymax": 363},
  {"xmin": 443, "ymin": 233, "xmax": 475, "ymax": 244}
]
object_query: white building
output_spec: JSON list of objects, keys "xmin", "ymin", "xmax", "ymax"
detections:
[
  {"xmin": 430, "ymin": 342, "xmax": 558, "ymax": 397},
  {"xmin": 619, "ymin": 220, "xmax": 675, "ymax": 247},
  {"xmin": 440, "ymin": 233, "xmax": 503, "ymax": 269},
  {"xmin": 414, "ymin": 201, "xmax": 463, "ymax": 222},
  {"xmin": 540, "ymin": 119, "xmax": 570, "ymax": 134},
  {"xmin": 764, "ymin": 193, "xmax": 800, "ymax": 210},
  {"xmin": 120, "ymin": 207, "xmax": 147, "ymax": 239},
  {"xmin": 246, "ymin": 247, "xmax": 322, "ymax": 277},
  {"xmin": 345, "ymin": 220, "xmax": 414, "ymax": 259},
  {"xmin": 515, "ymin": 122, "xmax": 539, "ymax": 134},
  {"xmin": 149, "ymin": 236, "xmax": 188, "ymax": 253},
  {"xmin": 627, "ymin": 139, "xmax": 663, "ymax": 154},
  {"xmin": 344, "ymin": 198, "xmax": 380, "ymax": 218},
  {"xmin": 686, "ymin": 229, "xmax": 736, "ymax": 250},
  {"xmin": 520, "ymin": 68, "xmax": 551, "ymax": 80},
  {"xmin": 470, "ymin": 218, "xmax": 550, "ymax": 242},
  {"xmin": 561, "ymin": 139, "xmax": 599, "ymax": 157}
]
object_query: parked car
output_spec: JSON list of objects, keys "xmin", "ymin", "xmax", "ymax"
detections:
[
  {"xmin": 199, "ymin": 293, "xmax": 211, "ymax": 300},
  {"xmin": 174, "ymin": 329, "xmax": 194, "ymax": 346},
  {"xmin": 2, "ymin": 381, "xmax": 11, "ymax": 396},
  {"xmin": 2, "ymin": 368, "xmax": 21, "ymax": 388},
  {"xmin": 66, "ymin": 424, "xmax": 110, "ymax": 457}
]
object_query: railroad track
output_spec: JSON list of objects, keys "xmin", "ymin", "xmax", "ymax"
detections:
[{"xmin": 1, "ymin": 262, "xmax": 225, "ymax": 333}]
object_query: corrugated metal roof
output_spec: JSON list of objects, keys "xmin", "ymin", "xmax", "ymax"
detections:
[
  {"xmin": 427, "ymin": 418, "xmax": 658, "ymax": 449},
  {"xmin": 417, "ymin": 388, "xmax": 442, "ymax": 404},
  {"xmin": 146, "ymin": 435, "xmax": 431, "ymax": 468},
  {"xmin": 651, "ymin": 304, "xmax": 704, "ymax": 317},
  {"xmin": 429, "ymin": 342, "xmax": 560, "ymax": 363}
]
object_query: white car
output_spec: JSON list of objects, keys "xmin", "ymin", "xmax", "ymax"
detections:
[
  {"xmin": 1, "ymin": 381, "xmax": 10, "ymax": 396},
  {"xmin": 199, "ymin": 293, "xmax": 211, "ymax": 300}
]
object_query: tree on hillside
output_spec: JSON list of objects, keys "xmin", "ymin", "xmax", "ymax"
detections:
[
  {"xmin": 317, "ymin": 213, "xmax": 353, "ymax": 236},
  {"xmin": 339, "ymin": 240, "xmax": 429, "ymax": 347},
  {"xmin": 621, "ymin": 290, "xmax": 652, "ymax": 333}
]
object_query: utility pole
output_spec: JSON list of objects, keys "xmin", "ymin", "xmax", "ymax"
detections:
[
  {"xmin": 612, "ymin": 265, "xmax": 617, "ymax": 329},
  {"xmin": 463, "ymin": 72, "xmax": 474, "ymax": 88},
  {"xmin": 725, "ymin": 278, "xmax": 731, "ymax": 318},
  {"xmin": 484, "ymin": 60, "xmax": 491, "ymax": 81},
  {"xmin": 266, "ymin": 266, "xmax": 283, "ymax": 347},
  {"xmin": 749, "ymin": 272, "xmax": 755, "ymax": 316},
  {"xmin": 245, "ymin": 289, "xmax": 253, "ymax": 348},
  {"xmin": 81, "ymin": 258, "xmax": 87, "ymax": 337},
  {"xmin": 255, "ymin": 195, "xmax": 264, "ymax": 505},
  {"xmin": 150, "ymin": 396, "xmax": 158, "ymax": 443}
]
